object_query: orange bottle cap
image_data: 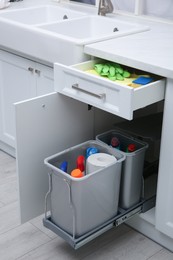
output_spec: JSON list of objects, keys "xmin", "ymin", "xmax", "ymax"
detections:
[{"xmin": 71, "ymin": 169, "xmax": 84, "ymax": 178}]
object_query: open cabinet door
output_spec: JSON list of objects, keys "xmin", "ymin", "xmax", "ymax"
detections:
[{"xmin": 15, "ymin": 92, "xmax": 94, "ymax": 223}]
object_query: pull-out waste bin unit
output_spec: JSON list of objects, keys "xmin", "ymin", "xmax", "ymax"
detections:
[
  {"xmin": 43, "ymin": 137, "xmax": 151, "ymax": 249},
  {"xmin": 43, "ymin": 140, "xmax": 125, "ymax": 247}
]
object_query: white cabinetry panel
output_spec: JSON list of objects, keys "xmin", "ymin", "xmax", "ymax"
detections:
[
  {"xmin": 156, "ymin": 78, "xmax": 173, "ymax": 239},
  {"xmin": 15, "ymin": 93, "xmax": 94, "ymax": 223},
  {"xmin": 0, "ymin": 50, "xmax": 54, "ymax": 153},
  {"xmin": 0, "ymin": 50, "xmax": 36, "ymax": 148},
  {"xmin": 35, "ymin": 63, "xmax": 54, "ymax": 96}
]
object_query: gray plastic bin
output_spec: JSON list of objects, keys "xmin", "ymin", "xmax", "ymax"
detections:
[
  {"xmin": 96, "ymin": 130, "xmax": 148, "ymax": 209},
  {"xmin": 44, "ymin": 140, "xmax": 125, "ymax": 237},
  {"xmin": 114, "ymin": 112, "xmax": 162, "ymax": 163}
]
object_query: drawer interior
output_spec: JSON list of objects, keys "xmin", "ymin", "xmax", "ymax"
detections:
[{"xmin": 71, "ymin": 59, "xmax": 163, "ymax": 88}]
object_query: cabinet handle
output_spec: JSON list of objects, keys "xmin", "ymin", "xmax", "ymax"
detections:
[
  {"xmin": 35, "ymin": 69, "xmax": 41, "ymax": 76},
  {"xmin": 28, "ymin": 67, "xmax": 34, "ymax": 73},
  {"xmin": 72, "ymin": 84, "xmax": 105, "ymax": 99}
]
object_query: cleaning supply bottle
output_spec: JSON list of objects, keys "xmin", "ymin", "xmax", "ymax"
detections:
[
  {"xmin": 59, "ymin": 161, "xmax": 68, "ymax": 172},
  {"xmin": 70, "ymin": 169, "xmax": 84, "ymax": 178},
  {"xmin": 110, "ymin": 136, "xmax": 120, "ymax": 149},
  {"xmin": 76, "ymin": 155, "xmax": 85, "ymax": 173},
  {"xmin": 126, "ymin": 143, "xmax": 136, "ymax": 153},
  {"xmin": 86, "ymin": 147, "xmax": 99, "ymax": 159}
]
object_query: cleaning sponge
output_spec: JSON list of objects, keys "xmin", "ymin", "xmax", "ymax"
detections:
[
  {"xmin": 132, "ymin": 76, "xmax": 153, "ymax": 85},
  {"xmin": 94, "ymin": 62, "xmax": 131, "ymax": 81}
]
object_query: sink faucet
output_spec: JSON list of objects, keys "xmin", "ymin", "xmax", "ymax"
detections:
[{"xmin": 98, "ymin": 0, "xmax": 114, "ymax": 16}]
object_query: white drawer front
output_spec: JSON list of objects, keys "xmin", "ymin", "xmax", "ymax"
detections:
[{"xmin": 54, "ymin": 60, "xmax": 166, "ymax": 120}]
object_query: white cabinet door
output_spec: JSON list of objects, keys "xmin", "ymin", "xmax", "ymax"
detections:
[
  {"xmin": 0, "ymin": 51, "xmax": 36, "ymax": 148},
  {"xmin": 15, "ymin": 93, "xmax": 94, "ymax": 223},
  {"xmin": 35, "ymin": 63, "xmax": 54, "ymax": 95},
  {"xmin": 0, "ymin": 50, "xmax": 54, "ymax": 153}
]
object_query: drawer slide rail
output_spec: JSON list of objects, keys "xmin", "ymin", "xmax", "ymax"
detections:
[{"xmin": 43, "ymin": 197, "xmax": 154, "ymax": 249}]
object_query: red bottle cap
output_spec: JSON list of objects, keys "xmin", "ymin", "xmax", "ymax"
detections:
[
  {"xmin": 127, "ymin": 144, "xmax": 136, "ymax": 152},
  {"xmin": 111, "ymin": 137, "xmax": 120, "ymax": 148}
]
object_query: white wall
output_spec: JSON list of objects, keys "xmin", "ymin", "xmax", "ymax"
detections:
[
  {"xmin": 143, "ymin": 0, "xmax": 173, "ymax": 19},
  {"xmin": 112, "ymin": 0, "xmax": 135, "ymax": 13},
  {"xmin": 70, "ymin": 0, "xmax": 173, "ymax": 20},
  {"xmin": 113, "ymin": 0, "xmax": 173, "ymax": 19}
]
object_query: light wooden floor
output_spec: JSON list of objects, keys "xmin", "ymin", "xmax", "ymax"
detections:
[{"xmin": 0, "ymin": 150, "xmax": 173, "ymax": 260}]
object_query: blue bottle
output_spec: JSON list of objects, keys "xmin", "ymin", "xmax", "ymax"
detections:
[
  {"xmin": 86, "ymin": 147, "xmax": 99, "ymax": 159},
  {"xmin": 60, "ymin": 161, "xmax": 68, "ymax": 173}
]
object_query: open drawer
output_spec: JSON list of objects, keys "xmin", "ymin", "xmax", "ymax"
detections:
[{"xmin": 54, "ymin": 60, "xmax": 166, "ymax": 120}]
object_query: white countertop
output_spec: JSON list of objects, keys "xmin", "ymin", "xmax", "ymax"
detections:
[{"xmin": 84, "ymin": 16, "xmax": 173, "ymax": 78}]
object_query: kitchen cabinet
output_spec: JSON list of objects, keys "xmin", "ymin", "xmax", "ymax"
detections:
[
  {"xmin": 80, "ymin": 23, "xmax": 173, "ymax": 249},
  {"xmin": 14, "ymin": 55, "xmax": 173, "ymax": 250},
  {"xmin": 3, "ymin": 0, "xmax": 171, "ymax": 250},
  {"xmin": 0, "ymin": 50, "xmax": 54, "ymax": 156},
  {"xmin": 53, "ymin": 58, "xmax": 173, "ymax": 248}
]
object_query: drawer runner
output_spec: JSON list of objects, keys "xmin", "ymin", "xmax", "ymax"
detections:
[{"xmin": 43, "ymin": 197, "xmax": 155, "ymax": 249}]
